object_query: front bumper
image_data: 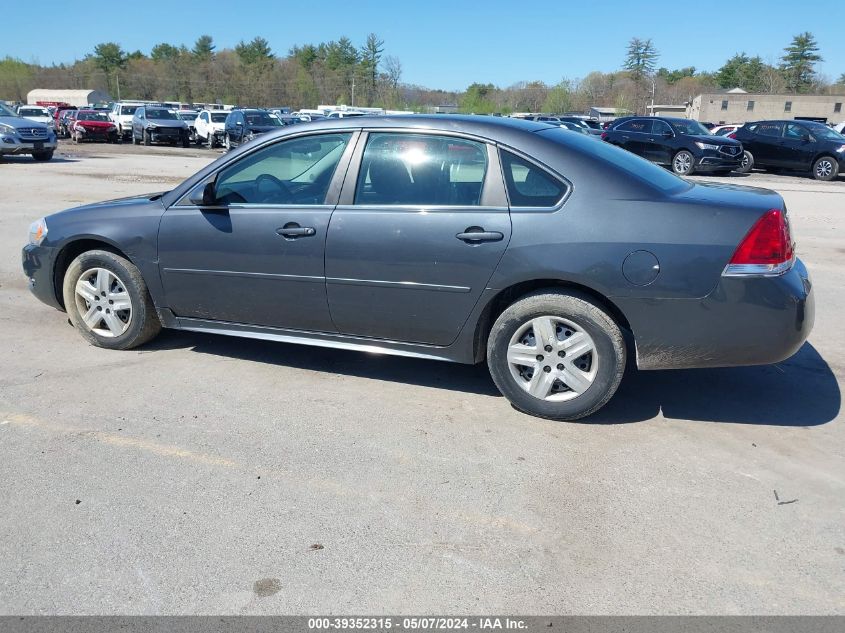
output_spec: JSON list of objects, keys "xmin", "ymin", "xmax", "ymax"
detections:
[
  {"xmin": 0, "ymin": 136, "xmax": 58, "ymax": 155},
  {"xmin": 695, "ymin": 148, "xmax": 743, "ymax": 171},
  {"xmin": 620, "ymin": 258, "xmax": 814, "ymax": 370},
  {"xmin": 22, "ymin": 243, "xmax": 62, "ymax": 310},
  {"xmin": 148, "ymin": 128, "xmax": 186, "ymax": 143},
  {"xmin": 75, "ymin": 128, "xmax": 116, "ymax": 141}
]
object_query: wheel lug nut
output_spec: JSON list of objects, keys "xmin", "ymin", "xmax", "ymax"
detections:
[
  {"xmin": 558, "ymin": 350, "xmax": 566, "ymax": 357},
  {"xmin": 557, "ymin": 363, "xmax": 564, "ymax": 370},
  {"xmin": 97, "ymin": 306, "xmax": 102, "ymax": 311},
  {"xmin": 543, "ymin": 366, "xmax": 551, "ymax": 373},
  {"xmin": 536, "ymin": 355, "xmax": 544, "ymax": 361},
  {"xmin": 544, "ymin": 345, "xmax": 553, "ymax": 352},
  {"xmin": 108, "ymin": 300, "xmax": 113, "ymax": 305}
]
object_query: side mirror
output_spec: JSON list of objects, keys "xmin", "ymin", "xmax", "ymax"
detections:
[{"xmin": 188, "ymin": 181, "xmax": 217, "ymax": 207}]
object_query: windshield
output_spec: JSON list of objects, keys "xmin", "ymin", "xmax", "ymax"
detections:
[
  {"xmin": 211, "ymin": 112, "xmax": 228, "ymax": 122},
  {"xmin": 120, "ymin": 105, "xmax": 139, "ymax": 115},
  {"xmin": 146, "ymin": 109, "xmax": 178, "ymax": 120},
  {"xmin": 669, "ymin": 119, "xmax": 712, "ymax": 135},
  {"xmin": 77, "ymin": 111, "xmax": 110, "ymax": 122},
  {"xmin": 806, "ymin": 124, "xmax": 845, "ymax": 141},
  {"xmin": 245, "ymin": 112, "xmax": 282, "ymax": 126},
  {"xmin": 0, "ymin": 103, "xmax": 17, "ymax": 117},
  {"xmin": 19, "ymin": 108, "xmax": 48, "ymax": 117},
  {"xmin": 178, "ymin": 112, "xmax": 198, "ymax": 120}
]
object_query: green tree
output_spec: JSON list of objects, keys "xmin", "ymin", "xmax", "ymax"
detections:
[
  {"xmin": 324, "ymin": 37, "xmax": 359, "ymax": 71},
  {"xmin": 92, "ymin": 42, "xmax": 127, "ymax": 74},
  {"xmin": 151, "ymin": 43, "xmax": 181, "ymax": 62},
  {"xmin": 290, "ymin": 44, "xmax": 318, "ymax": 69},
  {"xmin": 235, "ymin": 37, "xmax": 274, "ymax": 65},
  {"xmin": 360, "ymin": 33, "xmax": 385, "ymax": 103},
  {"xmin": 656, "ymin": 66, "xmax": 695, "ymax": 85},
  {"xmin": 781, "ymin": 32, "xmax": 823, "ymax": 93},
  {"xmin": 0, "ymin": 56, "xmax": 34, "ymax": 101},
  {"xmin": 543, "ymin": 80, "xmax": 574, "ymax": 113},
  {"xmin": 459, "ymin": 82, "xmax": 496, "ymax": 114},
  {"xmin": 192, "ymin": 35, "xmax": 216, "ymax": 60},
  {"xmin": 715, "ymin": 53, "xmax": 777, "ymax": 92},
  {"xmin": 623, "ymin": 37, "xmax": 659, "ymax": 83}
]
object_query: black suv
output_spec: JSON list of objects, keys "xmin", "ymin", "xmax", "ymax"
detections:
[
  {"xmin": 223, "ymin": 109, "xmax": 284, "ymax": 150},
  {"xmin": 733, "ymin": 120, "xmax": 845, "ymax": 181},
  {"xmin": 601, "ymin": 116, "xmax": 743, "ymax": 175}
]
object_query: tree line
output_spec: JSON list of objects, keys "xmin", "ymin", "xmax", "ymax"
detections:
[{"xmin": 1, "ymin": 32, "xmax": 842, "ymax": 114}]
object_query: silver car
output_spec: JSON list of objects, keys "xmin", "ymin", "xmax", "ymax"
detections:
[{"xmin": 0, "ymin": 103, "xmax": 57, "ymax": 161}]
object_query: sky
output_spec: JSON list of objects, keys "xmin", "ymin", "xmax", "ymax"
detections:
[{"xmin": 3, "ymin": 0, "xmax": 843, "ymax": 92}]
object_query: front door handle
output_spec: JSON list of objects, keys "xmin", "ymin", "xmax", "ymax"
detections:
[
  {"xmin": 456, "ymin": 228, "xmax": 504, "ymax": 243},
  {"xmin": 277, "ymin": 223, "xmax": 316, "ymax": 238}
]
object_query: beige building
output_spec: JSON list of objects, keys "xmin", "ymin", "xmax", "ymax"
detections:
[
  {"xmin": 688, "ymin": 91, "xmax": 844, "ymax": 124},
  {"xmin": 26, "ymin": 89, "xmax": 112, "ymax": 108}
]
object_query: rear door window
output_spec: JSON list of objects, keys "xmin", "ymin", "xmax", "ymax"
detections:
[
  {"xmin": 353, "ymin": 133, "xmax": 488, "ymax": 206},
  {"xmin": 757, "ymin": 122, "xmax": 783, "ymax": 138},
  {"xmin": 616, "ymin": 119, "xmax": 654, "ymax": 134}
]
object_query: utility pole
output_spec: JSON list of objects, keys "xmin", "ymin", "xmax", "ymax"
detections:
[
  {"xmin": 351, "ymin": 75, "xmax": 356, "ymax": 107},
  {"xmin": 115, "ymin": 72, "xmax": 121, "ymax": 101}
]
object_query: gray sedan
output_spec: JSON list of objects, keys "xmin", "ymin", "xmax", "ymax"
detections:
[{"xmin": 21, "ymin": 115, "xmax": 813, "ymax": 420}]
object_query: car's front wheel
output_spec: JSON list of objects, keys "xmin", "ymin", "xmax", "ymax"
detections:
[
  {"xmin": 32, "ymin": 151, "xmax": 53, "ymax": 162},
  {"xmin": 813, "ymin": 156, "xmax": 839, "ymax": 181},
  {"xmin": 672, "ymin": 150, "xmax": 695, "ymax": 176},
  {"xmin": 224, "ymin": 133, "xmax": 231, "ymax": 151},
  {"xmin": 62, "ymin": 250, "xmax": 161, "ymax": 350},
  {"xmin": 735, "ymin": 150, "xmax": 754, "ymax": 173},
  {"xmin": 486, "ymin": 290, "xmax": 626, "ymax": 421},
  {"xmin": 143, "ymin": 130, "xmax": 151, "ymax": 146}
]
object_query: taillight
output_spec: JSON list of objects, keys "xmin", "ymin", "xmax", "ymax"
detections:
[
  {"xmin": 723, "ymin": 209, "xmax": 794, "ymax": 276},
  {"xmin": 728, "ymin": 132, "xmax": 737, "ymax": 139},
  {"xmin": 600, "ymin": 132, "xmax": 608, "ymax": 140}
]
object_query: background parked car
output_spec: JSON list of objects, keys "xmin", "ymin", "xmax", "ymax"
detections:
[
  {"xmin": 601, "ymin": 116, "xmax": 743, "ymax": 175},
  {"xmin": 733, "ymin": 120, "xmax": 845, "ymax": 181},
  {"xmin": 57, "ymin": 110, "xmax": 77, "ymax": 138},
  {"xmin": 16, "ymin": 105, "xmax": 54, "ymax": 131},
  {"xmin": 833, "ymin": 121, "xmax": 845, "ymax": 135},
  {"xmin": 70, "ymin": 110, "xmax": 119, "ymax": 144},
  {"xmin": 0, "ymin": 102, "xmax": 57, "ymax": 161},
  {"xmin": 711, "ymin": 124, "xmax": 741, "ymax": 137},
  {"xmin": 223, "ymin": 108, "xmax": 284, "ymax": 150},
  {"xmin": 194, "ymin": 109, "xmax": 229, "ymax": 148},
  {"xmin": 177, "ymin": 111, "xmax": 200, "ymax": 143},
  {"xmin": 109, "ymin": 102, "xmax": 143, "ymax": 140},
  {"xmin": 132, "ymin": 106, "xmax": 191, "ymax": 148}
]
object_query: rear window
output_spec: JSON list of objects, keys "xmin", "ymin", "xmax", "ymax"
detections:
[{"xmin": 537, "ymin": 128, "xmax": 690, "ymax": 194}]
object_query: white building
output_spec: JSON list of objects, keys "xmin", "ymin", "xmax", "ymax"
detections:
[{"xmin": 26, "ymin": 89, "xmax": 112, "ymax": 108}]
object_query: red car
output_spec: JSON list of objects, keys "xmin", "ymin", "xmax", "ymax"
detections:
[{"xmin": 70, "ymin": 110, "xmax": 119, "ymax": 143}]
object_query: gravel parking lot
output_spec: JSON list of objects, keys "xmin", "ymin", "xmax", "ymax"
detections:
[{"xmin": 0, "ymin": 140, "xmax": 843, "ymax": 614}]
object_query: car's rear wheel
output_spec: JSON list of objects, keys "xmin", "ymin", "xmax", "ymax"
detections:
[
  {"xmin": 813, "ymin": 156, "xmax": 839, "ymax": 181},
  {"xmin": 736, "ymin": 150, "xmax": 754, "ymax": 173},
  {"xmin": 486, "ymin": 290, "xmax": 626, "ymax": 421},
  {"xmin": 672, "ymin": 150, "xmax": 695, "ymax": 176},
  {"xmin": 62, "ymin": 250, "xmax": 161, "ymax": 350}
]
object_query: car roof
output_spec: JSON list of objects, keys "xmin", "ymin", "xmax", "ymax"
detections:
[{"xmin": 280, "ymin": 114, "xmax": 554, "ymax": 135}]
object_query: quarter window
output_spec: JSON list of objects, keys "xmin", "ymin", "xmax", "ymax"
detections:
[
  {"xmin": 747, "ymin": 100, "xmax": 755, "ymax": 111},
  {"xmin": 757, "ymin": 122, "xmax": 782, "ymax": 137},
  {"xmin": 500, "ymin": 150, "xmax": 566, "ymax": 208},
  {"xmin": 354, "ymin": 133, "xmax": 488, "ymax": 206},
  {"xmin": 213, "ymin": 133, "xmax": 352, "ymax": 206}
]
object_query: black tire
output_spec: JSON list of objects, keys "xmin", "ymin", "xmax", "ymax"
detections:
[
  {"xmin": 736, "ymin": 150, "xmax": 754, "ymax": 173},
  {"xmin": 206, "ymin": 134, "xmax": 215, "ymax": 149},
  {"xmin": 32, "ymin": 151, "xmax": 53, "ymax": 162},
  {"xmin": 143, "ymin": 130, "xmax": 151, "ymax": 146},
  {"xmin": 486, "ymin": 290, "xmax": 626, "ymax": 421},
  {"xmin": 224, "ymin": 134, "xmax": 231, "ymax": 151},
  {"xmin": 713, "ymin": 169, "xmax": 733, "ymax": 175},
  {"xmin": 812, "ymin": 155, "xmax": 839, "ymax": 181},
  {"xmin": 62, "ymin": 250, "xmax": 161, "ymax": 350},
  {"xmin": 671, "ymin": 150, "xmax": 695, "ymax": 176}
]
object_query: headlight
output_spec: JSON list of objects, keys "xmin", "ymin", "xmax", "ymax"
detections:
[
  {"xmin": 695, "ymin": 142, "xmax": 720, "ymax": 151},
  {"xmin": 0, "ymin": 123, "xmax": 16, "ymax": 135},
  {"xmin": 77, "ymin": 125, "xmax": 87, "ymax": 132},
  {"xmin": 107, "ymin": 125, "xmax": 116, "ymax": 131},
  {"xmin": 28, "ymin": 218, "xmax": 48, "ymax": 245},
  {"xmin": 836, "ymin": 145, "xmax": 845, "ymax": 153},
  {"xmin": 148, "ymin": 124, "xmax": 157, "ymax": 130}
]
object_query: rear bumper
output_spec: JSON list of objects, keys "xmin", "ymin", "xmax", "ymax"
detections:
[
  {"xmin": 22, "ymin": 243, "xmax": 62, "ymax": 310},
  {"xmin": 620, "ymin": 258, "xmax": 814, "ymax": 370}
]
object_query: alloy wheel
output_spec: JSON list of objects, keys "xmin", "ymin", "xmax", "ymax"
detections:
[
  {"xmin": 816, "ymin": 159, "xmax": 833, "ymax": 179},
  {"xmin": 73, "ymin": 268, "xmax": 132, "ymax": 338},
  {"xmin": 506, "ymin": 316, "xmax": 598, "ymax": 402},
  {"xmin": 674, "ymin": 152, "xmax": 693, "ymax": 175}
]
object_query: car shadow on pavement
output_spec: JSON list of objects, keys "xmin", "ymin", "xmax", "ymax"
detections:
[
  {"xmin": 148, "ymin": 330, "xmax": 502, "ymax": 397},
  {"xmin": 149, "ymin": 332, "xmax": 839, "ymax": 426},
  {"xmin": 585, "ymin": 342, "xmax": 840, "ymax": 426}
]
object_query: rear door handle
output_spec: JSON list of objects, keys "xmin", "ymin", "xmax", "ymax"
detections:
[
  {"xmin": 276, "ymin": 224, "xmax": 316, "ymax": 238},
  {"xmin": 456, "ymin": 229, "xmax": 504, "ymax": 243}
]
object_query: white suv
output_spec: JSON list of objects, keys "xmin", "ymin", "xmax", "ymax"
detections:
[
  {"xmin": 16, "ymin": 105, "xmax": 54, "ymax": 130},
  {"xmin": 194, "ymin": 109, "xmax": 229, "ymax": 148},
  {"xmin": 109, "ymin": 102, "xmax": 144, "ymax": 140}
]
